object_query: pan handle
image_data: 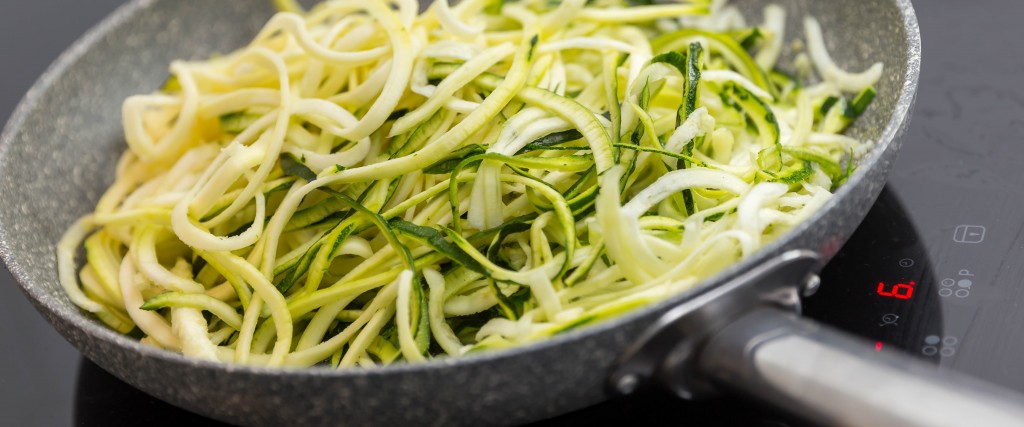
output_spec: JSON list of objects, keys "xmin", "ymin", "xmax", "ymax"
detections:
[
  {"xmin": 610, "ymin": 251, "xmax": 1024, "ymax": 426},
  {"xmin": 698, "ymin": 307, "xmax": 1024, "ymax": 427}
]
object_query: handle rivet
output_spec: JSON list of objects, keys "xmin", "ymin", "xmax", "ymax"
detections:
[
  {"xmin": 802, "ymin": 273, "xmax": 822, "ymax": 297},
  {"xmin": 616, "ymin": 374, "xmax": 639, "ymax": 394}
]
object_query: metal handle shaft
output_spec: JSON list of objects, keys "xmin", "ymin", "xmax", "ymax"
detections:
[{"xmin": 698, "ymin": 308, "xmax": 1024, "ymax": 427}]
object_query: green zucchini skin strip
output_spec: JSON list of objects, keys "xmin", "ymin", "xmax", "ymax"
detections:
[
  {"xmin": 653, "ymin": 28, "xmax": 775, "ymax": 98},
  {"xmin": 721, "ymin": 82, "xmax": 782, "ymax": 168},
  {"xmin": 391, "ymin": 220, "xmax": 487, "ymax": 275},
  {"xmin": 681, "ymin": 43, "xmax": 704, "ymax": 215}
]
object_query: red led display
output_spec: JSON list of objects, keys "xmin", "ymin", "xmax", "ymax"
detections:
[{"xmin": 877, "ymin": 281, "xmax": 915, "ymax": 299}]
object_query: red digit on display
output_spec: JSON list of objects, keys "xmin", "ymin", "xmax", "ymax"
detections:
[
  {"xmin": 893, "ymin": 282, "xmax": 915, "ymax": 299},
  {"xmin": 877, "ymin": 281, "xmax": 915, "ymax": 300}
]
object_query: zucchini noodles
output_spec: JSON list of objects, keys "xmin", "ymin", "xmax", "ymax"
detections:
[{"xmin": 57, "ymin": 0, "xmax": 883, "ymax": 367}]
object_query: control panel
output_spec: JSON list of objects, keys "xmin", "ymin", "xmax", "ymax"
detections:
[{"xmin": 808, "ymin": 186, "xmax": 1024, "ymax": 390}]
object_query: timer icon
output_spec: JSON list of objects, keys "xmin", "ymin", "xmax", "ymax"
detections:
[{"xmin": 879, "ymin": 313, "xmax": 899, "ymax": 326}]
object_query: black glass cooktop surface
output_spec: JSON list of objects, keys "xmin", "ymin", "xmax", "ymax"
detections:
[{"xmin": 3, "ymin": 0, "xmax": 1024, "ymax": 425}]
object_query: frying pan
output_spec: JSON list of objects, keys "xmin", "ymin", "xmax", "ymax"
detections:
[{"xmin": 1, "ymin": 0, "xmax": 1019, "ymax": 426}]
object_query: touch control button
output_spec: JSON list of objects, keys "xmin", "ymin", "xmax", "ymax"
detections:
[{"xmin": 953, "ymin": 225, "xmax": 986, "ymax": 243}]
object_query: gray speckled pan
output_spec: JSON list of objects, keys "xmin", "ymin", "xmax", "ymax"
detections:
[{"xmin": 0, "ymin": 1, "xmax": 920, "ymax": 426}]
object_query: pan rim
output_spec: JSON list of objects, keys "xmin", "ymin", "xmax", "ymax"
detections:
[{"xmin": 0, "ymin": 0, "xmax": 922, "ymax": 378}]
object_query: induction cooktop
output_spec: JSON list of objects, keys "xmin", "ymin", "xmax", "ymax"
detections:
[{"xmin": 3, "ymin": 0, "xmax": 1024, "ymax": 426}]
